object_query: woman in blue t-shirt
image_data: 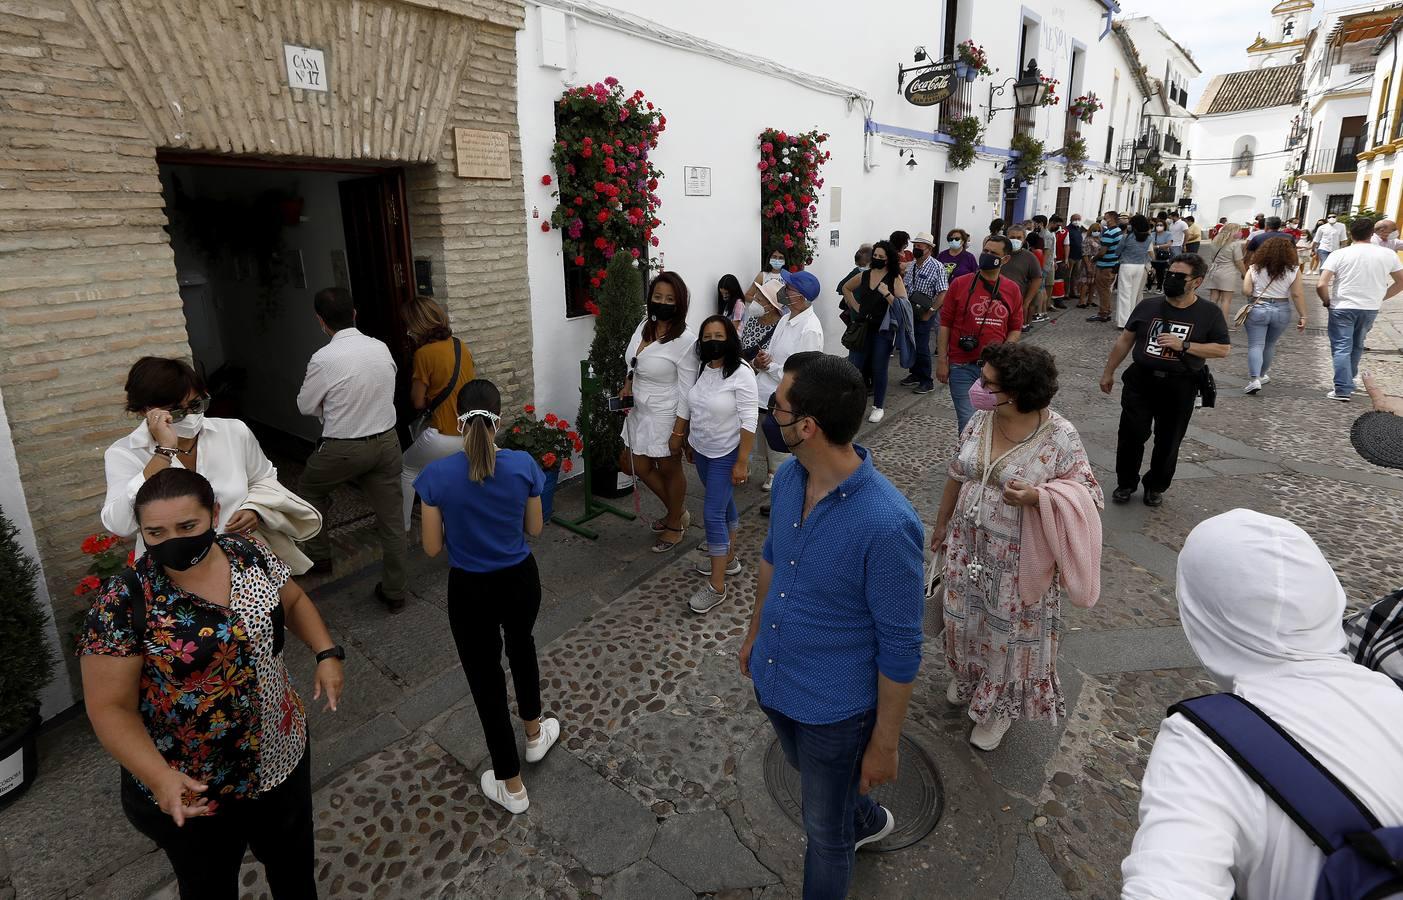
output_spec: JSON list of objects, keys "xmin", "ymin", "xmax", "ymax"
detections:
[{"xmin": 414, "ymin": 379, "xmax": 560, "ymax": 815}]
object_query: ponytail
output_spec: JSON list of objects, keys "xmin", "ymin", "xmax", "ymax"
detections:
[
  {"xmin": 462, "ymin": 416, "xmax": 497, "ymax": 483},
  {"xmin": 454, "ymin": 379, "xmax": 503, "ymax": 485}
]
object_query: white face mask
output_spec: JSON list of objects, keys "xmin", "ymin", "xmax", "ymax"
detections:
[
  {"xmin": 171, "ymin": 413, "xmax": 204, "ymax": 439},
  {"xmin": 747, "ymin": 300, "xmax": 766, "ymax": 317}
]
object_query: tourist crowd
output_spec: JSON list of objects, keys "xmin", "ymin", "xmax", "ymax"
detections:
[{"xmin": 75, "ymin": 206, "xmax": 1403, "ymax": 900}]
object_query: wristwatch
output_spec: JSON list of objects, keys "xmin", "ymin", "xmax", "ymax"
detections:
[
  {"xmin": 315, "ymin": 645, "xmax": 346, "ymax": 664},
  {"xmin": 1182, "ymin": 340, "xmax": 1191, "ymax": 354}
]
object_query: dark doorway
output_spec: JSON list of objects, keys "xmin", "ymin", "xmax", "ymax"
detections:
[
  {"xmin": 1055, "ymin": 186, "xmax": 1071, "ymax": 220},
  {"xmin": 930, "ymin": 182, "xmax": 946, "ymax": 244},
  {"xmin": 339, "ymin": 170, "xmax": 417, "ymax": 438},
  {"xmin": 1335, "ymin": 116, "xmax": 1366, "ymax": 173}
]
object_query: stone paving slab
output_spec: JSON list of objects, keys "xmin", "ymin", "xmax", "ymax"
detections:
[
  {"xmin": 649, "ymin": 809, "xmax": 778, "ymax": 892},
  {"xmin": 523, "ymin": 748, "xmax": 659, "ymax": 877},
  {"xmin": 601, "ymin": 859, "xmax": 695, "ymax": 900},
  {"xmin": 1061, "ymin": 627, "xmax": 1198, "ymax": 675}
]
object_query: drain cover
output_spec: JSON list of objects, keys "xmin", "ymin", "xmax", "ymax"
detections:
[{"xmin": 762, "ymin": 734, "xmax": 944, "ymax": 852}]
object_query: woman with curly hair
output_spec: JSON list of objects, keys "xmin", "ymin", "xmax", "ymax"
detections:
[
  {"xmin": 933, "ymin": 343, "xmax": 1102, "ymax": 751},
  {"xmin": 1240, "ymin": 236, "xmax": 1307, "ymax": 396}
]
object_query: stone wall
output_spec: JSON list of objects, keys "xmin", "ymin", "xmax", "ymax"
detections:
[{"xmin": 0, "ymin": 0, "xmax": 529, "ymax": 687}]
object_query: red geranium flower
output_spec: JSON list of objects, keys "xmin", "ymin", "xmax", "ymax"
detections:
[
  {"xmin": 80, "ymin": 534, "xmax": 101, "ymax": 555},
  {"xmin": 73, "ymin": 575, "xmax": 101, "ymax": 596},
  {"xmin": 562, "ymin": 458, "xmax": 574, "ymax": 474},
  {"xmin": 544, "ymin": 413, "xmax": 559, "ymax": 425},
  {"xmin": 556, "ymin": 420, "xmax": 570, "ymax": 431},
  {"xmin": 541, "ymin": 174, "xmax": 553, "ymax": 185},
  {"xmin": 540, "ymin": 221, "xmax": 551, "ymax": 232},
  {"xmin": 541, "ymin": 452, "xmax": 558, "ymax": 469},
  {"xmin": 524, "ymin": 404, "xmax": 536, "ymax": 413},
  {"xmin": 574, "ymin": 255, "xmax": 585, "ymax": 266},
  {"xmin": 584, "ymin": 300, "xmax": 601, "ymax": 316}
]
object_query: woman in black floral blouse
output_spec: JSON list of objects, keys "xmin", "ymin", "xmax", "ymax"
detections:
[{"xmin": 79, "ymin": 467, "xmax": 345, "ymax": 899}]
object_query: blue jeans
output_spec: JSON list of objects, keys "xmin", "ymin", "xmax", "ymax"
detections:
[
  {"xmin": 1327, "ymin": 308, "xmax": 1379, "ymax": 396},
  {"xmin": 1244, "ymin": 300, "xmax": 1293, "ymax": 379},
  {"xmin": 949, "ymin": 361, "xmax": 982, "ymax": 435},
  {"xmin": 909, "ymin": 315, "xmax": 934, "ymax": 385},
  {"xmin": 847, "ymin": 326, "xmax": 895, "ymax": 408},
  {"xmin": 760, "ymin": 699, "xmax": 881, "ymax": 900},
  {"xmin": 692, "ymin": 447, "xmax": 739, "ymax": 556}
]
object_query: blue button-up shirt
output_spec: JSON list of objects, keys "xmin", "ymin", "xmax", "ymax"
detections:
[{"xmin": 751, "ymin": 446, "xmax": 925, "ymax": 725}]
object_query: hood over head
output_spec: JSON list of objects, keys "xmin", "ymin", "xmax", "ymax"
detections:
[{"xmin": 1177, "ymin": 508, "xmax": 1346, "ymax": 689}]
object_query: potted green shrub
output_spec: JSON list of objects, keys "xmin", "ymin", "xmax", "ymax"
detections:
[
  {"xmin": 1010, "ymin": 132, "xmax": 1046, "ymax": 184},
  {"xmin": 498, "ymin": 406, "xmax": 583, "ymax": 519},
  {"xmin": 1063, "ymin": 137, "xmax": 1088, "ymax": 178},
  {"xmin": 946, "ymin": 116, "xmax": 984, "ymax": 171},
  {"xmin": 0, "ymin": 507, "xmax": 57, "ymax": 808},
  {"xmin": 579, "ymin": 251, "xmax": 645, "ymax": 497}
]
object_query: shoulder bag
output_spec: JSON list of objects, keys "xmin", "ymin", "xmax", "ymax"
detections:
[{"xmin": 409, "ymin": 338, "xmax": 462, "ymax": 442}]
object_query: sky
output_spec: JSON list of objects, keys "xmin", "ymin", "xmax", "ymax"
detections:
[{"xmin": 1114, "ymin": 0, "xmax": 1360, "ymax": 102}]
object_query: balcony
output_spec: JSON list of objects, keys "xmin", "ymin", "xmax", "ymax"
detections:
[
  {"xmin": 1163, "ymin": 133, "xmax": 1183, "ymax": 156},
  {"xmin": 1376, "ymin": 117, "xmax": 1391, "ymax": 146},
  {"xmin": 936, "ymin": 76, "xmax": 976, "ymax": 137},
  {"xmin": 1300, "ymin": 148, "xmax": 1358, "ymax": 181}
]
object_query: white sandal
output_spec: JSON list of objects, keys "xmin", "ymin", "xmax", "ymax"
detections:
[{"xmin": 525, "ymin": 717, "xmax": 561, "ymax": 763}]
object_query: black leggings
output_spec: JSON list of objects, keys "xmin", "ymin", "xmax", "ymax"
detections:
[
  {"xmin": 122, "ymin": 746, "xmax": 316, "ymax": 900},
  {"xmin": 448, "ymin": 555, "xmax": 544, "ymax": 781}
]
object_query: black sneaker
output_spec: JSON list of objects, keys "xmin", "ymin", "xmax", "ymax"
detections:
[
  {"xmin": 899, "ymin": 375, "xmax": 921, "ymax": 387},
  {"xmin": 913, "ymin": 382, "xmax": 936, "ymax": 394},
  {"xmin": 1022, "ymin": 322, "xmax": 1037, "ymax": 334},
  {"xmin": 1143, "ymin": 490, "xmax": 1164, "ymax": 508},
  {"xmin": 1032, "ymin": 313, "xmax": 1051, "ymax": 323},
  {"xmin": 1112, "ymin": 487, "xmax": 1135, "ymax": 504},
  {"xmin": 1086, "ymin": 313, "xmax": 1111, "ymax": 322},
  {"xmin": 855, "ymin": 806, "xmax": 895, "ymax": 851},
  {"xmin": 375, "ymin": 582, "xmax": 406, "ymax": 614}
]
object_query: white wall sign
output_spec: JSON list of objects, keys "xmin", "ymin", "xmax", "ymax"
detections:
[
  {"xmin": 830, "ymin": 229, "xmax": 840, "ymax": 247},
  {"xmin": 684, "ymin": 166, "xmax": 712, "ymax": 197},
  {"xmin": 988, "ymin": 178, "xmax": 1002, "ymax": 203},
  {"xmin": 284, "ymin": 44, "xmax": 328, "ymax": 93}
]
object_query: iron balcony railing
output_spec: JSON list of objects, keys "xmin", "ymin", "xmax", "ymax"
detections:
[
  {"xmin": 1305, "ymin": 148, "xmax": 1357, "ymax": 174},
  {"xmin": 936, "ymin": 76, "xmax": 975, "ymax": 136}
]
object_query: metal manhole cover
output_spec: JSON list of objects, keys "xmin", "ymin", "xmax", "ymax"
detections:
[{"xmin": 762, "ymin": 734, "xmax": 943, "ymax": 852}]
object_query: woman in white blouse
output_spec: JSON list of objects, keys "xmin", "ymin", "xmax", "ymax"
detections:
[
  {"xmin": 671, "ymin": 316, "xmax": 757, "ymax": 614},
  {"xmin": 102, "ymin": 357, "xmax": 281, "ymax": 548},
  {"xmin": 1239, "ymin": 237, "xmax": 1307, "ymax": 396},
  {"xmin": 620, "ymin": 272, "xmax": 699, "ymax": 553}
]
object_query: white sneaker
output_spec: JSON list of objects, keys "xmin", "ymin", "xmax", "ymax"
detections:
[
  {"xmin": 688, "ymin": 583, "xmax": 726, "ymax": 614},
  {"xmin": 946, "ymin": 680, "xmax": 962, "ymax": 705},
  {"xmin": 524, "ymin": 717, "xmax": 560, "ymax": 763},
  {"xmin": 868, "ymin": 408, "xmax": 885, "ymax": 424},
  {"xmin": 761, "ymin": 473, "xmax": 773, "ymax": 492},
  {"xmin": 970, "ymin": 716, "xmax": 1013, "ymax": 751},
  {"xmin": 1260, "ymin": 374, "xmax": 1271, "ymax": 384},
  {"xmin": 1326, "ymin": 390, "xmax": 1351, "ymax": 402},
  {"xmin": 480, "ymin": 770, "xmax": 530, "ymax": 814},
  {"xmin": 693, "ymin": 556, "xmax": 742, "ymax": 576},
  {"xmin": 1244, "ymin": 378, "xmax": 1262, "ymax": 395}
]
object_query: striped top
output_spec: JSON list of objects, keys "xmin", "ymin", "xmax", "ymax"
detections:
[{"xmin": 1097, "ymin": 225, "xmax": 1124, "ymax": 268}]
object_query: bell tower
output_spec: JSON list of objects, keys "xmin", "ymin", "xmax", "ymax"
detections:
[{"xmin": 1248, "ymin": 0, "xmax": 1313, "ymax": 68}]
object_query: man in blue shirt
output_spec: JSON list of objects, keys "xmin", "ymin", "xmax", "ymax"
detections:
[
  {"xmin": 740, "ymin": 351, "xmax": 925, "ymax": 899},
  {"xmin": 1090, "ymin": 210, "xmax": 1123, "ymax": 322}
]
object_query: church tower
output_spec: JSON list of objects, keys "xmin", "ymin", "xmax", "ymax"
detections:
[{"xmin": 1247, "ymin": 0, "xmax": 1313, "ymax": 68}]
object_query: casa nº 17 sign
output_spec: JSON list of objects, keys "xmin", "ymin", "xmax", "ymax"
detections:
[{"xmin": 903, "ymin": 62, "xmax": 957, "ymax": 108}]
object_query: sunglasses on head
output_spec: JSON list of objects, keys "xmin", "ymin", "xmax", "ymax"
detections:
[{"xmin": 166, "ymin": 395, "xmax": 211, "ymax": 422}]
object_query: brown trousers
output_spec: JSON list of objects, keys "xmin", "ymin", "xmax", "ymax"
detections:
[
  {"xmin": 299, "ymin": 429, "xmax": 407, "ymax": 599},
  {"xmin": 1094, "ymin": 266, "xmax": 1118, "ymax": 316}
]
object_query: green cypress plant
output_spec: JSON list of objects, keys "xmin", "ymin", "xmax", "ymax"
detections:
[
  {"xmin": 579, "ymin": 251, "xmax": 645, "ymax": 480},
  {"xmin": 0, "ymin": 507, "xmax": 56, "ymax": 737}
]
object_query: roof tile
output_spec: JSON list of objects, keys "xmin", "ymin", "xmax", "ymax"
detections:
[{"xmin": 1196, "ymin": 63, "xmax": 1303, "ymax": 115}]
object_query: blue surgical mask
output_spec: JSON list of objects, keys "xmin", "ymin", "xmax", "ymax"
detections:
[
  {"xmin": 770, "ymin": 258, "xmax": 784, "ymax": 270},
  {"xmin": 1009, "ymin": 239, "xmax": 1023, "ymax": 251},
  {"xmin": 947, "ymin": 239, "xmax": 962, "ymax": 250}
]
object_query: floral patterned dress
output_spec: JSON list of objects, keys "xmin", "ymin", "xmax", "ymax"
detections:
[
  {"xmin": 942, "ymin": 410, "xmax": 1102, "ymax": 725},
  {"xmin": 76, "ymin": 535, "xmax": 306, "ymax": 812}
]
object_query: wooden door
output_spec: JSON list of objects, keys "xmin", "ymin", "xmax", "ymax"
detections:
[
  {"xmin": 1055, "ymin": 186, "xmax": 1071, "ymax": 220},
  {"xmin": 339, "ymin": 170, "xmax": 416, "ymax": 440},
  {"xmin": 930, "ymin": 181, "xmax": 945, "ymax": 243}
]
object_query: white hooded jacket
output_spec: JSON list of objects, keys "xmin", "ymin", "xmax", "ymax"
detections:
[{"xmin": 1122, "ymin": 509, "xmax": 1403, "ymax": 900}]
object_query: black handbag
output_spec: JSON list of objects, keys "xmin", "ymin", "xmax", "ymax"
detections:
[
  {"xmin": 408, "ymin": 338, "xmax": 462, "ymax": 441},
  {"xmin": 1197, "ymin": 364, "xmax": 1217, "ymax": 408},
  {"xmin": 841, "ymin": 318, "xmax": 869, "ymax": 351},
  {"xmin": 909, "ymin": 291, "xmax": 935, "ymax": 316}
]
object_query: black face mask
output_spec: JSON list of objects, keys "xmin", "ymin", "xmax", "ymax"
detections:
[
  {"xmin": 147, "ymin": 528, "xmax": 217, "ymax": 572},
  {"xmin": 978, "ymin": 252, "xmax": 1003, "ymax": 271},
  {"xmin": 698, "ymin": 339, "xmax": 727, "ymax": 362},
  {"xmin": 870, "ymin": 257, "xmax": 887, "ymax": 269},
  {"xmin": 648, "ymin": 301, "xmax": 677, "ymax": 322},
  {"xmin": 913, "ymin": 247, "xmax": 926, "ymax": 259},
  {"xmin": 1163, "ymin": 272, "xmax": 1189, "ymax": 297}
]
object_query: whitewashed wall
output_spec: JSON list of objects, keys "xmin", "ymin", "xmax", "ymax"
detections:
[
  {"xmin": 1190, "ymin": 106, "xmax": 1294, "ymax": 224},
  {"xmin": 518, "ymin": 0, "xmax": 1146, "ymax": 427}
]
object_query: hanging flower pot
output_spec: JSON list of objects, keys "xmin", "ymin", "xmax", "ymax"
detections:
[{"xmin": 954, "ymin": 61, "xmax": 975, "ymax": 82}]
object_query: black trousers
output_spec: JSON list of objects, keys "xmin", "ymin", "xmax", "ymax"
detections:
[
  {"xmin": 448, "ymin": 555, "xmax": 543, "ymax": 781},
  {"xmin": 122, "ymin": 746, "xmax": 316, "ymax": 900},
  {"xmin": 1115, "ymin": 364, "xmax": 1198, "ymax": 493}
]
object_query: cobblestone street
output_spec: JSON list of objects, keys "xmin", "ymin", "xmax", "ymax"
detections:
[{"xmin": 3, "ymin": 289, "xmax": 1401, "ymax": 900}]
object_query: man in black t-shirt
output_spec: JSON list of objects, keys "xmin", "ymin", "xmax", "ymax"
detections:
[{"xmin": 1099, "ymin": 254, "xmax": 1231, "ymax": 506}]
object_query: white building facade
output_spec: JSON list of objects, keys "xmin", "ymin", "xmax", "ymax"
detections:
[
  {"xmin": 1354, "ymin": 14, "xmax": 1403, "ymax": 219},
  {"xmin": 1191, "ymin": 65, "xmax": 1304, "ymax": 225},
  {"xmin": 518, "ymin": 0, "xmax": 1170, "ymax": 422},
  {"xmin": 1115, "ymin": 16, "xmax": 1202, "ymax": 210}
]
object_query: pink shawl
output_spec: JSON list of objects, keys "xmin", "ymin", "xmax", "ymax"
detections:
[{"xmin": 1018, "ymin": 478, "xmax": 1102, "ymax": 608}]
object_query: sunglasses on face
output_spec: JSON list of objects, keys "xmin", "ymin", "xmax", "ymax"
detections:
[{"xmin": 166, "ymin": 395, "xmax": 211, "ymax": 422}]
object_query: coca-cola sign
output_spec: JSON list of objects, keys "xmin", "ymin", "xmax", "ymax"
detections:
[{"xmin": 903, "ymin": 63, "xmax": 957, "ymax": 107}]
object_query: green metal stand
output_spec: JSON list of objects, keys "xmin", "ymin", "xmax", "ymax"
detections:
[{"xmin": 550, "ymin": 359, "xmax": 635, "ymax": 539}]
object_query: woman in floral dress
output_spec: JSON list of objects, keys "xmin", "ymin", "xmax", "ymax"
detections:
[{"xmin": 933, "ymin": 343, "xmax": 1102, "ymax": 751}]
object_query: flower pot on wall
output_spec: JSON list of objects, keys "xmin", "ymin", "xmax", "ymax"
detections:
[
  {"xmin": 954, "ymin": 61, "xmax": 974, "ymax": 82},
  {"xmin": 0, "ymin": 710, "xmax": 40, "ymax": 810}
]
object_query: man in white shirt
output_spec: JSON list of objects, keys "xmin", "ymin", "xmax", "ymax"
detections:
[
  {"xmin": 296, "ymin": 286, "xmax": 408, "ymax": 611},
  {"xmin": 1371, "ymin": 218, "xmax": 1403, "ymax": 250},
  {"xmin": 1167, "ymin": 211, "xmax": 1188, "ymax": 252},
  {"xmin": 1312, "ymin": 214, "xmax": 1347, "ymax": 264},
  {"xmin": 754, "ymin": 269, "xmax": 824, "ymax": 515},
  {"xmin": 1123, "ymin": 509, "xmax": 1403, "ymax": 900},
  {"xmin": 1315, "ymin": 217, "xmax": 1403, "ymax": 401}
]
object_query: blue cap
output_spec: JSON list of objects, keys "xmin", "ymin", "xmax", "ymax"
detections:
[{"xmin": 779, "ymin": 268, "xmax": 820, "ymax": 302}]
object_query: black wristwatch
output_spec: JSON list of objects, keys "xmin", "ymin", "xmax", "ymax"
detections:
[
  {"xmin": 1182, "ymin": 340, "xmax": 1192, "ymax": 355},
  {"xmin": 315, "ymin": 645, "xmax": 345, "ymax": 664}
]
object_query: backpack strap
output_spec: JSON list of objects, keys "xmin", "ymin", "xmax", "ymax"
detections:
[{"xmin": 1171, "ymin": 693, "xmax": 1382, "ymax": 855}]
